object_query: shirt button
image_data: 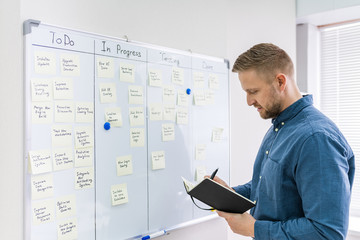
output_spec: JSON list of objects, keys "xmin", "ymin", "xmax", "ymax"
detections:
[
  {"xmin": 275, "ymin": 128, "xmax": 279, "ymax": 132},
  {"xmin": 259, "ymin": 176, "xmax": 262, "ymax": 179},
  {"xmin": 281, "ymin": 122, "xmax": 285, "ymax": 125},
  {"xmin": 266, "ymin": 150, "xmax": 269, "ymax": 155}
]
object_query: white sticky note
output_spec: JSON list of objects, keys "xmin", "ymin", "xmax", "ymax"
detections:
[
  {"xmin": 99, "ymin": 83, "xmax": 117, "ymax": 103},
  {"xmin": 111, "ymin": 184, "xmax": 129, "ymax": 206},
  {"xmin": 61, "ymin": 54, "xmax": 80, "ymax": 76},
  {"xmin": 105, "ymin": 107, "xmax": 123, "ymax": 127},
  {"xmin": 57, "ymin": 218, "xmax": 78, "ymax": 240},
  {"xmin": 129, "ymin": 107, "xmax": 144, "ymax": 126},
  {"xmin": 176, "ymin": 107, "xmax": 188, "ymax": 125},
  {"xmin": 74, "ymin": 147, "xmax": 93, "ymax": 167},
  {"xmin": 119, "ymin": 62, "xmax": 135, "ymax": 83},
  {"xmin": 163, "ymin": 105, "xmax": 176, "ymax": 121},
  {"xmin": 32, "ymin": 199, "xmax": 55, "ymax": 225},
  {"xmin": 56, "ymin": 195, "xmax": 76, "ymax": 219},
  {"xmin": 205, "ymin": 89, "xmax": 215, "ymax": 105},
  {"xmin": 172, "ymin": 67, "xmax": 184, "ymax": 85},
  {"xmin": 195, "ymin": 144, "xmax": 206, "ymax": 161},
  {"xmin": 52, "ymin": 125, "xmax": 72, "ymax": 147},
  {"xmin": 195, "ymin": 166, "xmax": 207, "ymax": 182},
  {"xmin": 152, "ymin": 151, "xmax": 165, "ymax": 170},
  {"xmin": 162, "ymin": 123, "xmax": 175, "ymax": 141},
  {"xmin": 97, "ymin": 57, "xmax": 114, "ymax": 78},
  {"xmin": 74, "ymin": 126, "xmax": 94, "ymax": 149},
  {"xmin": 116, "ymin": 155, "xmax": 133, "ymax": 176},
  {"xmin": 32, "ymin": 102, "xmax": 53, "ymax": 124},
  {"xmin": 34, "ymin": 51, "xmax": 56, "ymax": 75},
  {"xmin": 194, "ymin": 90, "xmax": 207, "ymax": 106},
  {"xmin": 53, "ymin": 78, "xmax": 74, "ymax": 100},
  {"xmin": 75, "ymin": 167, "xmax": 94, "ymax": 189},
  {"xmin": 212, "ymin": 127, "xmax": 224, "ymax": 142},
  {"xmin": 128, "ymin": 85, "xmax": 144, "ymax": 105},
  {"xmin": 31, "ymin": 173, "xmax": 54, "ymax": 200},
  {"xmin": 149, "ymin": 103, "xmax": 163, "ymax": 121},
  {"xmin": 163, "ymin": 86, "xmax": 176, "ymax": 103},
  {"xmin": 75, "ymin": 102, "xmax": 94, "ymax": 123},
  {"xmin": 31, "ymin": 78, "xmax": 53, "ymax": 102},
  {"xmin": 177, "ymin": 89, "xmax": 188, "ymax": 106},
  {"xmin": 53, "ymin": 148, "xmax": 74, "ymax": 172},
  {"xmin": 193, "ymin": 72, "xmax": 205, "ymax": 88},
  {"xmin": 28, "ymin": 149, "xmax": 52, "ymax": 175},
  {"xmin": 209, "ymin": 73, "xmax": 219, "ymax": 89},
  {"xmin": 130, "ymin": 128, "xmax": 145, "ymax": 147},
  {"xmin": 148, "ymin": 69, "xmax": 162, "ymax": 87},
  {"xmin": 54, "ymin": 101, "xmax": 75, "ymax": 123}
]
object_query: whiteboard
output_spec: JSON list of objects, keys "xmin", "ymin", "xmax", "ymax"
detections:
[{"xmin": 24, "ymin": 20, "xmax": 229, "ymax": 240}]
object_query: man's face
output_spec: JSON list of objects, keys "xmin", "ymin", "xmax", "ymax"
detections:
[{"xmin": 238, "ymin": 70, "xmax": 282, "ymax": 119}]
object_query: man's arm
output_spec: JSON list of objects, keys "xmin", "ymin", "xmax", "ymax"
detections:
[{"xmin": 232, "ymin": 180, "xmax": 252, "ymax": 199}]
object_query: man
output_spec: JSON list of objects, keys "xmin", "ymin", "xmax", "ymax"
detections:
[{"xmin": 215, "ymin": 43, "xmax": 355, "ymax": 239}]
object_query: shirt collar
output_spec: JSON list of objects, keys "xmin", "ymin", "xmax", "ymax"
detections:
[{"xmin": 272, "ymin": 95, "xmax": 313, "ymax": 127}]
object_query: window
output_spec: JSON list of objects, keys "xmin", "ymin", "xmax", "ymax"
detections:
[{"xmin": 320, "ymin": 21, "xmax": 360, "ymax": 215}]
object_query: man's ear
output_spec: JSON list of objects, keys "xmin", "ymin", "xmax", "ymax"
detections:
[{"xmin": 275, "ymin": 73, "xmax": 287, "ymax": 91}]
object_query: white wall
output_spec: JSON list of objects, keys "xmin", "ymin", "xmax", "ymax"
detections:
[
  {"xmin": 0, "ymin": 0, "xmax": 296, "ymax": 239},
  {"xmin": 296, "ymin": 0, "xmax": 360, "ymax": 17}
]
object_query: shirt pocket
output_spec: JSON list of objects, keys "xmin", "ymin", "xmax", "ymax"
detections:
[{"xmin": 259, "ymin": 158, "xmax": 286, "ymax": 201}]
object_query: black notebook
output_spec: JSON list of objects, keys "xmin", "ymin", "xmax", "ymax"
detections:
[{"xmin": 182, "ymin": 177, "xmax": 255, "ymax": 214}]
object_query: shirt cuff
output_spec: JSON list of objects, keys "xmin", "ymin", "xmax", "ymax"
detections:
[{"xmin": 254, "ymin": 220, "xmax": 270, "ymax": 240}]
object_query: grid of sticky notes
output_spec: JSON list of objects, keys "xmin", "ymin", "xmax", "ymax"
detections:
[{"xmin": 29, "ymin": 51, "xmax": 94, "ymax": 239}]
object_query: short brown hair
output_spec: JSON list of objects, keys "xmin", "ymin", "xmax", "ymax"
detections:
[{"xmin": 232, "ymin": 43, "xmax": 294, "ymax": 80}]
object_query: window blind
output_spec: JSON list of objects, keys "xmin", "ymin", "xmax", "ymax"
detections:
[{"xmin": 320, "ymin": 22, "xmax": 360, "ymax": 215}]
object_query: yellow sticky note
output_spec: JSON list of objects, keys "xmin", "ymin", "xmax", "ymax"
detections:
[
  {"xmin": 162, "ymin": 123, "xmax": 175, "ymax": 141},
  {"xmin": 105, "ymin": 107, "xmax": 123, "ymax": 127},
  {"xmin": 61, "ymin": 53, "xmax": 80, "ymax": 76},
  {"xmin": 177, "ymin": 89, "xmax": 188, "ymax": 106},
  {"xmin": 31, "ymin": 78, "xmax": 53, "ymax": 102},
  {"xmin": 56, "ymin": 195, "xmax": 76, "ymax": 219},
  {"xmin": 148, "ymin": 69, "xmax": 162, "ymax": 87},
  {"xmin": 54, "ymin": 101, "xmax": 75, "ymax": 123},
  {"xmin": 120, "ymin": 62, "xmax": 135, "ymax": 83},
  {"xmin": 116, "ymin": 155, "xmax": 133, "ymax": 176},
  {"xmin": 193, "ymin": 72, "xmax": 205, "ymax": 88},
  {"xmin": 176, "ymin": 107, "xmax": 188, "ymax": 125},
  {"xmin": 53, "ymin": 148, "xmax": 73, "ymax": 171},
  {"xmin": 129, "ymin": 107, "xmax": 145, "ymax": 126},
  {"xmin": 195, "ymin": 166, "xmax": 207, "ymax": 182},
  {"xmin": 32, "ymin": 102, "xmax": 53, "ymax": 124},
  {"xmin": 75, "ymin": 102, "xmax": 94, "ymax": 123},
  {"xmin": 57, "ymin": 218, "xmax": 78, "ymax": 240},
  {"xmin": 128, "ymin": 85, "xmax": 144, "ymax": 105},
  {"xmin": 53, "ymin": 78, "xmax": 74, "ymax": 100},
  {"xmin": 209, "ymin": 73, "xmax": 219, "ymax": 89},
  {"xmin": 31, "ymin": 173, "xmax": 54, "ymax": 200},
  {"xmin": 163, "ymin": 105, "xmax": 176, "ymax": 121},
  {"xmin": 74, "ymin": 167, "xmax": 94, "ymax": 190},
  {"xmin": 74, "ymin": 147, "xmax": 93, "ymax": 167},
  {"xmin": 130, "ymin": 128, "xmax": 145, "ymax": 147},
  {"xmin": 172, "ymin": 67, "xmax": 184, "ymax": 85},
  {"xmin": 97, "ymin": 56, "xmax": 114, "ymax": 78},
  {"xmin": 212, "ymin": 127, "xmax": 224, "ymax": 142},
  {"xmin": 28, "ymin": 149, "xmax": 52, "ymax": 175},
  {"xmin": 34, "ymin": 51, "xmax": 56, "ymax": 75},
  {"xmin": 163, "ymin": 86, "xmax": 176, "ymax": 103},
  {"xmin": 152, "ymin": 151, "xmax": 165, "ymax": 170},
  {"xmin": 32, "ymin": 199, "xmax": 55, "ymax": 225},
  {"xmin": 195, "ymin": 144, "xmax": 206, "ymax": 161},
  {"xmin": 74, "ymin": 126, "xmax": 94, "ymax": 149},
  {"xmin": 149, "ymin": 103, "xmax": 163, "ymax": 121},
  {"xmin": 99, "ymin": 83, "xmax": 117, "ymax": 103},
  {"xmin": 111, "ymin": 183, "xmax": 129, "ymax": 206},
  {"xmin": 52, "ymin": 125, "xmax": 73, "ymax": 148}
]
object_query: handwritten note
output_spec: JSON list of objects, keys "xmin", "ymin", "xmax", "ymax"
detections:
[
  {"xmin": 105, "ymin": 107, "xmax": 123, "ymax": 127},
  {"xmin": 212, "ymin": 127, "xmax": 224, "ymax": 142},
  {"xmin": 130, "ymin": 128, "xmax": 145, "ymax": 147},
  {"xmin": 163, "ymin": 105, "xmax": 176, "ymax": 121},
  {"xmin": 172, "ymin": 67, "xmax": 184, "ymax": 85},
  {"xmin": 57, "ymin": 218, "xmax": 78, "ymax": 240},
  {"xmin": 148, "ymin": 69, "xmax": 162, "ymax": 87},
  {"xmin": 177, "ymin": 89, "xmax": 188, "ymax": 106},
  {"xmin": 151, "ymin": 151, "xmax": 165, "ymax": 170},
  {"xmin": 61, "ymin": 53, "xmax": 80, "ymax": 76},
  {"xmin": 31, "ymin": 79, "xmax": 53, "ymax": 101},
  {"xmin": 162, "ymin": 123, "xmax": 175, "ymax": 141},
  {"xmin": 97, "ymin": 57, "xmax": 114, "ymax": 78},
  {"xmin": 129, "ymin": 107, "xmax": 144, "ymax": 126},
  {"xmin": 193, "ymin": 72, "xmax": 205, "ymax": 88},
  {"xmin": 74, "ymin": 126, "xmax": 94, "ymax": 149},
  {"xmin": 34, "ymin": 51, "xmax": 56, "ymax": 75},
  {"xmin": 163, "ymin": 86, "xmax": 176, "ymax": 103},
  {"xmin": 119, "ymin": 62, "xmax": 135, "ymax": 83},
  {"xmin": 128, "ymin": 85, "xmax": 144, "ymax": 105},
  {"xmin": 111, "ymin": 184, "xmax": 129, "ymax": 206},
  {"xmin": 195, "ymin": 166, "xmax": 207, "ymax": 182},
  {"xmin": 116, "ymin": 155, "xmax": 133, "ymax": 176},
  {"xmin": 176, "ymin": 107, "xmax": 188, "ymax": 125},
  {"xmin": 193, "ymin": 90, "xmax": 207, "ymax": 106},
  {"xmin": 99, "ymin": 83, "xmax": 117, "ymax": 103},
  {"xmin": 28, "ymin": 149, "xmax": 52, "ymax": 175},
  {"xmin": 56, "ymin": 195, "xmax": 76, "ymax": 219},
  {"xmin": 149, "ymin": 103, "xmax": 163, "ymax": 121},
  {"xmin": 53, "ymin": 148, "xmax": 73, "ymax": 172},
  {"xmin": 32, "ymin": 199, "xmax": 54, "ymax": 225},
  {"xmin": 32, "ymin": 102, "xmax": 53, "ymax": 124},
  {"xmin": 53, "ymin": 78, "xmax": 74, "ymax": 100},
  {"xmin": 75, "ymin": 167, "xmax": 94, "ymax": 189},
  {"xmin": 31, "ymin": 173, "xmax": 54, "ymax": 200},
  {"xmin": 75, "ymin": 102, "xmax": 94, "ymax": 123},
  {"xmin": 54, "ymin": 101, "xmax": 75, "ymax": 123},
  {"xmin": 74, "ymin": 147, "xmax": 93, "ymax": 167},
  {"xmin": 209, "ymin": 73, "xmax": 219, "ymax": 89},
  {"xmin": 195, "ymin": 144, "xmax": 206, "ymax": 161},
  {"xmin": 205, "ymin": 89, "xmax": 215, "ymax": 105},
  {"xmin": 52, "ymin": 125, "xmax": 72, "ymax": 147}
]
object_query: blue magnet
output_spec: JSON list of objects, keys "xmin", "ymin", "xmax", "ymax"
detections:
[
  {"xmin": 186, "ymin": 88, "xmax": 191, "ymax": 95},
  {"xmin": 104, "ymin": 122, "xmax": 111, "ymax": 130}
]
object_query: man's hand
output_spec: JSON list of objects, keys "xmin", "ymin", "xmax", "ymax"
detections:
[{"xmin": 217, "ymin": 211, "xmax": 256, "ymax": 238}]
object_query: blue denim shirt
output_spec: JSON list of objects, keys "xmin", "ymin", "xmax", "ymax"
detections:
[{"xmin": 233, "ymin": 95, "xmax": 355, "ymax": 240}]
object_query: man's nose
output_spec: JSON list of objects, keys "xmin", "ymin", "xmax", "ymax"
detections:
[{"xmin": 247, "ymin": 93, "xmax": 255, "ymax": 106}]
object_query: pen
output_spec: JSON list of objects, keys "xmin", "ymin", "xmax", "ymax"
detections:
[
  {"xmin": 210, "ymin": 168, "xmax": 219, "ymax": 179},
  {"xmin": 142, "ymin": 230, "xmax": 166, "ymax": 240}
]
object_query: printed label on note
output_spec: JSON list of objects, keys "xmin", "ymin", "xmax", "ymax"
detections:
[
  {"xmin": 163, "ymin": 86, "xmax": 176, "ymax": 103},
  {"xmin": 162, "ymin": 123, "xmax": 175, "ymax": 141},
  {"xmin": 163, "ymin": 105, "xmax": 176, "ymax": 121},
  {"xmin": 56, "ymin": 195, "xmax": 76, "ymax": 219},
  {"xmin": 28, "ymin": 149, "xmax": 52, "ymax": 175},
  {"xmin": 53, "ymin": 148, "xmax": 73, "ymax": 172},
  {"xmin": 177, "ymin": 89, "xmax": 188, "ymax": 106},
  {"xmin": 128, "ymin": 85, "xmax": 144, "ymax": 105},
  {"xmin": 61, "ymin": 53, "xmax": 80, "ymax": 76},
  {"xmin": 52, "ymin": 125, "xmax": 72, "ymax": 147},
  {"xmin": 75, "ymin": 102, "xmax": 94, "ymax": 123},
  {"xmin": 32, "ymin": 102, "xmax": 53, "ymax": 124},
  {"xmin": 195, "ymin": 144, "xmax": 206, "ymax": 161},
  {"xmin": 105, "ymin": 107, "xmax": 123, "ymax": 127},
  {"xmin": 31, "ymin": 78, "xmax": 53, "ymax": 102},
  {"xmin": 74, "ymin": 147, "xmax": 93, "ymax": 167},
  {"xmin": 172, "ymin": 67, "xmax": 184, "ymax": 85},
  {"xmin": 116, "ymin": 155, "xmax": 133, "ymax": 176},
  {"xmin": 34, "ymin": 51, "xmax": 56, "ymax": 75},
  {"xmin": 99, "ymin": 83, "xmax": 117, "ymax": 103},
  {"xmin": 97, "ymin": 57, "xmax": 114, "ymax": 78},
  {"xmin": 32, "ymin": 199, "xmax": 55, "ymax": 225},
  {"xmin": 148, "ymin": 69, "xmax": 162, "ymax": 87},
  {"xmin": 75, "ymin": 167, "xmax": 94, "ymax": 190},
  {"xmin": 151, "ymin": 151, "xmax": 165, "ymax": 170},
  {"xmin": 193, "ymin": 72, "xmax": 205, "ymax": 88},
  {"xmin": 149, "ymin": 103, "xmax": 163, "ymax": 121},
  {"xmin": 57, "ymin": 218, "xmax": 78, "ymax": 240},
  {"xmin": 31, "ymin": 173, "xmax": 54, "ymax": 200},
  {"xmin": 212, "ymin": 127, "xmax": 224, "ymax": 142},
  {"xmin": 129, "ymin": 107, "xmax": 144, "ymax": 126},
  {"xmin": 119, "ymin": 62, "xmax": 135, "ymax": 83},
  {"xmin": 130, "ymin": 128, "xmax": 145, "ymax": 147},
  {"xmin": 209, "ymin": 73, "xmax": 219, "ymax": 89},
  {"xmin": 53, "ymin": 78, "xmax": 74, "ymax": 100},
  {"xmin": 111, "ymin": 184, "xmax": 129, "ymax": 206},
  {"xmin": 54, "ymin": 101, "xmax": 75, "ymax": 123},
  {"xmin": 74, "ymin": 126, "xmax": 94, "ymax": 149}
]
